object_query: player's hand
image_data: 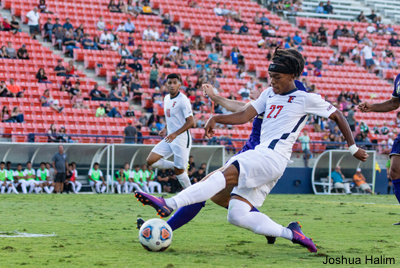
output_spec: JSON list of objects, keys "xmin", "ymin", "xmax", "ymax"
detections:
[
  {"xmin": 159, "ymin": 128, "xmax": 167, "ymax": 136},
  {"xmin": 202, "ymin": 84, "xmax": 217, "ymax": 98},
  {"xmin": 358, "ymin": 101, "xmax": 373, "ymax": 113},
  {"xmin": 204, "ymin": 117, "xmax": 216, "ymax": 139},
  {"xmin": 353, "ymin": 148, "xmax": 369, "ymax": 162},
  {"xmin": 54, "ymin": 170, "xmax": 58, "ymax": 175},
  {"xmin": 165, "ymin": 133, "xmax": 177, "ymax": 143},
  {"xmin": 249, "ymin": 89, "xmax": 261, "ymax": 100}
]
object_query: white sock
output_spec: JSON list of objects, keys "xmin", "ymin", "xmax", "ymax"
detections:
[
  {"xmin": 44, "ymin": 186, "xmax": 51, "ymax": 194},
  {"xmin": 49, "ymin": 186, "xmax": 54, "ymax": 193},
  {"xmin": 176, "ymin": 173, "xmax": 191, "ymax": 188},
  {"xmin": 117, "ymin": 183, "xmax": 121, "ymax": 194},
  {"xmin": 227, "ymin": 199, "xmax": 293, "ymax": 240},
  {"xmin": 29, "ymin": 184, "xmax": 35, "ymax": 193},
  {"xmin": 166, "ymin": 171, "xmax": 226, "ymax": 210},
  {"xmin": 35, "ymin": 187, "xmax": 41, "ymax": 194},
  {"xmin": 21, "ymin": 182, "xmax": 27, "ymax": 194},
  {"xmin": 1, "ymin": 186, "xmax": 5, "ymax": 194},
  {"xmin": 152, "ymin": 159, "xmax": 175, "ymax": 170},
  {"xmin": 101, "ymin": 185, "xmax": 106, "ymax": 193},
  {"xmin": 75, "ymin": 182, "xmax": 82, "ymax": 193}
]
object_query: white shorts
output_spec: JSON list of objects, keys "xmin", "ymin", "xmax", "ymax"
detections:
[
  {"xmin": 226, "ymin": 148, "xmax": 288, "ymax": 208},
  {"xmin": 152, "ymin": 139, "xmax": 191, "ymax": 169}
]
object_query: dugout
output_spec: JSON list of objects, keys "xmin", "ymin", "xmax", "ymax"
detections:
[{"xmin": 312, "ymin": 150, "xmax": 377, "ymax": 195}]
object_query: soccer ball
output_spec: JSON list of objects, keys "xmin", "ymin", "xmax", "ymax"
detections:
[{"xmin": 138, "ymin": 219, "xmax": 173, "ymax": 252}]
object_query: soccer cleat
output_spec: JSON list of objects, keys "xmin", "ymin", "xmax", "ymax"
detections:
[
  {"xmin": 266, "ymin": 236, "xmax": 276, "ymax": 244},
  {"xmin": 287, "ymin": 221, "xmax": 318, "ymax": 252},
  {"xmin": 136, "ymin": 218, "xmax": 145, "ymax": 229},
  {"xmin": 393, "ymin": 221, "xmax": 400, "ymax": 225},
  {"xmin": 134, "ymin": 192, "xmax": 173, "ymax": 218}
]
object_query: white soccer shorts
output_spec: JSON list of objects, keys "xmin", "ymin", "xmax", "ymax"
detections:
[
  {"xmin": 226, "ymin": 148, "xmax": 289, "ymax": 208},
  {"xmin": 151, "ymin": 139, "xmax": 191, "ymax": 170}
]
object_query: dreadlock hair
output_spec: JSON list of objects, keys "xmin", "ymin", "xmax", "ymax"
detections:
[{"xmin": 271, "ymin": 48, "xmax": 304, "ymax": 79}]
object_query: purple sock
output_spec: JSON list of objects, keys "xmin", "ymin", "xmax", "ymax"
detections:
[
  {"xmin": 250, "ymin": 206, "xmax": 260, "ymax": 212},
  {"xmin": 392, "ymin": 179, "xmax": 400, "ymax": 203},
  {"xmin": 167, "ymin": 201, "xmax": 206, "ymax": 231}
]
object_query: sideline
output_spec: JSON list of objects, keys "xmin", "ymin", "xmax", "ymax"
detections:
[{"xmin": 0, "ymin": 231, "xmax": 56, "ymax": 238}]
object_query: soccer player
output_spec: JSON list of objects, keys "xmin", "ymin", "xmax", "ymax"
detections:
[
  {"xmin": 138, "ymin": 49, "xmax": 309, "ymax": 245},
  {"xmin": 69, "ymin": 162, "xmax": 82, "ymax": 194},
  {"xmin": 146, "ymin": 165, "xmax": 161, "ymax": 194},
  {"xmin": 37, "ymin": 162, "xmax": 54, "ymax": 194},
  {"xmin": 113, "ymin": 167, "xmax": 126, "ymax": 194},
  {"xmin": 5, "ymin": 162, "xmax": 18, "ymax": 194},
  {"xmin": 24, "ymin": 161, "xmax": 37, "ymax": 193},
  {"xmin": 0, "ymin": 161, "xmax": 8, "ymax": 194},
  {"xmin": 127, "ymin": 163, "xmax": 142, "ymax": 193},
  {"xmin": 136, "ymin": 49, "xmax": 369, "ymax": 252},
  {"xmin": 145, "ymin": 73, "xmax": 194, "ymax": 189},
  {"xmin": 14, "ymin": 163, "xmax": 29, "ymax": 194},
  {"xmin": 88, "ymin": 162, "xmax": 106, "ymax": 193},
  {"xmin": 131, "ymin": 165, "xmax": 148, "ymax": 193},
  {"xmin": 358, "ymin": 75, "xmax": 400, "ymax": 225},
  {"xmin": 139, "ymin": 164, "xmax": 150, "ymax": 193}
]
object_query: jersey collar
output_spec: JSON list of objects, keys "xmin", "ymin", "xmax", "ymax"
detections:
[
  {"xmin": 280, "ymin": 88, "xmax": 298, "ymax": 96},
  {"xmin": 170, "ymin": 91, "xmax": 180, "ymax": 99}
]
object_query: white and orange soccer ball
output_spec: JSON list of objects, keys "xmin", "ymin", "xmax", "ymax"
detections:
[{"xmin": 138, "ymin": 219, "xmax": 173, "ymax": 252}]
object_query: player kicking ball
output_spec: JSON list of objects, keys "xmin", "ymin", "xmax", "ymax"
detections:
[
  {"xmin": 137, "ymin": 49, "xmax": 309, "ymax": 245},
  {"xmin": 145, "ymin": 73, "xmax": 194, "ymax": 190},
  {"xmin": 136, "ymin": 49, "xmax": 369, "ymax": 252},
  {"xmin": 359, "ymin": 74, "xmax": 400, "ymax": 225}
]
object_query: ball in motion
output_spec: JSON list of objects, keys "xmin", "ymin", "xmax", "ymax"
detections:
[{"xmin": 138, "ymin": 219, "xmax": 173, "ymax": 252}]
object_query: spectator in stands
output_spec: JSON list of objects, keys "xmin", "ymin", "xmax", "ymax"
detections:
[
  {"xmin": 260, "ymin": 12, "xmax": 270, "ymax": 25},
  {"xmin": 0, "ymin": 106, "xmax": 10, "ymax": 122},
  {"xmin": 367, "ymin": 10, "xmax": 377, "ymax": 23},
  {"xmin": 214, "ymin": 3, "xmax": 223, "ymax": 16},
  {"xmin": 36, "ymin": 68, "xmax": 51, "ymax": 84},
  {"xmin": 389, "ymin": 58, "xmax": 398, "ymax": 69},
  {"xmin": 62, "ymin": 17, "xmax": 73, "ymax": 31},
  {"xmin": 110, "ymin": 38, "xmax": 120, "ymax": 51},
  {"xmin": 126, "ymin": 0, "xmax": 139, "ymax": 17},
  {"xmin": 2, "ymin": 17, "xmax": 11, "ymax": 32},
  {"xmin": 360, "ymin": 121, "xmax": 369, "ymax": 135},
  {"xmin": 298, "ymin": 130, "xmax": 311, "ymax": 167},
  {"xmin": 142, "ymin": 25, "xmax": 152, "ymax": 40},
  {"xmin": 357, "ymin": 11, "xmax": 367, "ymax": 23},
  {"xmin": 381, "ymin": 122, "xmax": 390, "ymax": 135},
  {"xmin": 0, "ymin": 46, "xmax": 8, "ymax": 59},
  {"xmin": 117, "ymin": 0, "xmax": 127, "ymax": 13},
  {"xmin": 6, "ymin": 42, "xmax": 16, "ymax": 59},
  {"xmin": 222, "ymin": 20, "xmax": 233, "ymax": 34},
  {"xmin": 132, "ymin": 45, "xmax": 143, "ymax": 60},
  {"xmin": 323, "ymin": 0, "xmax": 333, "ymax": 14},
  {"xmin": 7, "ymin": 79, "xmax": 23, "ymax": 98},
  {"xmin": 65, "ymin": 60, "xmax": 78, "ymax": 78},
  {"xmin": 63, "ymin": 32, "xmax": 79, "ymax": 57},
  {"xmin": 238, "ymin": 85, "xmax": 250, "ymax": 100},
  {"xmin": 253, "ymin": 11, "xmax": 262, "ymax": 25},
  {"xmin": 168, "ymin": 22, "xmax": 177, "ymax": 35},
  {"xmin": 99, "ymin": 29, "xmax": 113, "ymax": 44},
  {"xmin": 109, "ymin": 85, "xmax": 124, "ymax": 102},
  {"xmin": 26, "ymin": 7, "xmax": 40, "ymax": 39},
  {"xmin": 97, "ymin": 16, "xmax": 105, "ymax": 31},
  {"xmin": 105, "ymin": 101, "xmax": 122, "ymax": 118},
  {"xmin": 197, "ymin": 37, "xmax": 206, "ymax": 51},
  {"xmin": 366, "ymin": 23, "xmax": 376, "ymax": 34},
  {"xmin": 312, "ymin": 56, "xmax": 323, "ymax": 70},
  {"xmin": 161, "ymin": 13, "xmax": 171, "ymax": 26},
  {"xmin": 351, "ymin": 45, "xmax": 361, "ymax": 63},
  {"xmin": 9, "ymin": 15, "xmax": 19, "ymax": 34},
  {"xmin": 122, "ymin": 18, "xmax": 135, "ymax": 33},
  {"xmin": 150, "ymin": 26, "xmax": 161, "ymax": 41},
  {"xmin": 0, "ymin": 81, "xmax": 9, "ymax": 97},
  {"xmin": 116, "ymin": 22, "xmax": 125, "ymax": 33},
  {"xmin": 318, "ymin": 23, "xmax": 328, "ymax": 43},
  {"xmin": 117, "ymin": 44, "xmax": 132, "ymax": 59},
  {"xmin": 17, "ymin": 44, "xmax": 29, "ymax": 60},
  {"xmin": 96, "ymin": 103, "xmax": 106, "ymax": 117},
  {"xmin": 230, "ymin": 47, "xmax": 240, "ymax": 66},
  {"xmin": 125, "ymin": 105, "xmax": 135, "ymax": 118},
  {"xmin": 60, "ymin": 77, "xmax": 72, "ymax": 92},
  {"xmin": 53, "ymin": 26, "xmax": 64, "ymax": 50},
  {"xmin": 207, "ymin": 48, "xmax": 219, "ymax": 64},
  {"xmin": 159, "ymin": 27, "xmax": 170, "ymax": 42},
  {"xmin": 90, "ymin": 84, "xmax": 106, "ymax": 101},
  {"xmin": 351, "ymin": 92, "xmax": 361, "ymax": 105},
  {"xmin": 71, "ymin": 91, "xmax": 88, "ymax": 109},
  {"xmin": 47, "ymin": 124, "xmax": 59, "ymax": 143},
  {"xmin": 149, "ymin": 64, "xmax": 159, "ymax": 89},
  {"xmin": 293, "ymin": 31, "xmax": 302, "ymax": 45},
  {"xmin": 80, "ymin": 34, "xmax": 95, "ymax": 50},
  {"xmin": 361, "ymin": 41, "xmax": 374, "ymax": 72},
  {"xmin": 353, "ymin": 168, "xmax": 373, "ymax": 194},
  {"xmin": 69, "ymin": 82, "xmax": 81, "ymax": 97},
  {"xmin": 40, "ymin": 89, "xmax": 64, "ymax": 113},
  {"xmin": 131, "ymin": 73, "xmax": 143, "ymax": 100},
  {"xmin": 316, "ymin": 2, "xmax": 324, "ymax": 13},
  {"xmin": 238, "ymin": 21, "xmax": 249, "ymax": 35},
  {"xmin": 333, "ymin": 25, "xmax": 343, "ymax": 39},
  {"xmin": 43, "ymin": 18, "xmax": 54, "ymax": 42},
  {"xmin": 156, "ymin": 118, "xmax": 165, "ymax": 131},
  {"xmin": 124, "ymin": 119, "xmax": 137, "ymax": 144},
  {"xmin": 142, "ymin": 1, "xmax": 155, "ymax": 15},
  {"xmin": 108, "ymin": 0, "xmax": 119, "ymax": 12},
  {"xmin": 106, "ymin": 20, "xmax": 116, "ymax": 31},
  {"xmin": 192, "ymin": 96, "xmax": 204, "ymax": 114},
  {"xmin": 38, "ymin": 0, "xmax": 53, "ymax": 14}
]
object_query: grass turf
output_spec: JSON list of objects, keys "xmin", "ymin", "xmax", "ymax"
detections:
[{"xmin": 0, "ymin": 194, "xmax": 398, "ymax": 268}]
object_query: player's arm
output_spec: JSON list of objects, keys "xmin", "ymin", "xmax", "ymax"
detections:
[
  {"xmin": 203, "ymin": 84, "xmax": 247, "ymax": 112},
  {"xmin": 329, "ymin": 110, "xmax": 368, "ymax": 161},
  {"xmin": 52, "ymin": 161, "xmax": 57, "ymax": 175},
  {"xmin": 358, "ymin": 97, "xmax": 399, "ymax": 113},
  {"xmin": 205, "ymin": 105, "xmax": 258, "ymax": 138}
]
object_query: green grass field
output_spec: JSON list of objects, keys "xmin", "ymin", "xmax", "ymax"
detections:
[{"xmin": 0, "ymin": 194, "xmax": 399, "ymax": 268}]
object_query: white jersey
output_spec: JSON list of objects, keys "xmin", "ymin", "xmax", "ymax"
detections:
[
  {"xmin": 164, "ymin": 91, "xmax": 193, "ymax": 147},
  {"xmin": 36, "ymin": 169, "xmax": 49, "ymax": 179},
  {"xmin": 251, "ymin": 87, "xmax": 336, "ymax": 160}
]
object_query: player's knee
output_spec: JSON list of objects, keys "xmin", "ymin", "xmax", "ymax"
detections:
[
  {"xmin": 174, "ymin": 167, "xmax": 184, "ymax": 175},
  {"xmin": 227, "ymin": 210, "xmax": 245, "ymax": 227},
  {"xmin": 146, "ymin": 156, "xmax": 154, "ymax": 166}
]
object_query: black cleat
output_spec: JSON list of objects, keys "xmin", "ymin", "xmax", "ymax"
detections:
[
  {"xmin": 393, "ymin": 221, "xmax": 400, "ymax": 225},
  {"xmin": 136, "ymin": 218, "xmax": 145, "ymax": 229},
  {"xmin": 266, "ymin": 236, "xmax": 277, "ymax": 244}
]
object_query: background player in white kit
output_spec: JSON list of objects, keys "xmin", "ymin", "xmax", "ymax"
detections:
[
  {"xmin": 146, "ymin": 73, "xmax": 195, "ymax": 189},
  {"xmin": 137, "ymin": 49, "xmax": 369, "ymax": 252}
]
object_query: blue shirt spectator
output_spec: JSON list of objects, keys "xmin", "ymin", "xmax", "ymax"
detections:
[
  {"xmin": 208, "ymin": 51, "xmax": 219, "ymax": 62},
  {"xmin": 239, "ymin": 23, "xmax": 249, "ymax": 35},
  {"xmin": 331, "ymin": 170, "xmax": 343, "ymax": 183},
  {"xmin": 124, "ymin": 19, "xmax": 135, "ymax": 33},
  {"xmin": 63, "ymin": 19, "xmax": 74, "ymax": 31},
  {"xmin": 316, "ymin": 4, "xmax": 324, "ymax": 13},
  {"xmin": 260, "ymin": 13, "xmax": 270, "ymax": 25},
  {"xmin": 222, "ymin": 24, "xmax": 232, "ymax": 33},
  {"xmin": 293, "ymin": 33, "xmax": 302, "ymax": 45},
  {"xmin": 230, "ymin": 49, "xmax": 239, "ymax": 65}
]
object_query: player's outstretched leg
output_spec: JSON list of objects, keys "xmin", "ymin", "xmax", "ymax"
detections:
[
  {"xmin": 226, "ymin": 199, "xmax": 316, "ymax": 252},
  {"xmin": 287, "ymin": 222, "xmax": 318, "ymax": 252},
  {"xmin": 389, "ymin": 155, "xmax": 400, "ymax": 225},
  {"xmin": 167, "ymin": 202, "xmax": 206, "ymax": 230}
]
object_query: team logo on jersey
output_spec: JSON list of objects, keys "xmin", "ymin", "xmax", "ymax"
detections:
[
  {"xmin": 172, "ymin": 101, "xmax": 177, "ymax": 107},
  {"xmin": 288, "ymin": 96, "xmax": 296, "ymax": 103},
  {"xmin": 327, "ymin": 104, "xmax": 333, "ymax": 111}
]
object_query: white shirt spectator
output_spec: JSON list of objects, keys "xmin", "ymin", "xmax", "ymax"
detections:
[
  {"xmin": 143, "ymin": 28, "xmax": 152, "ymax": 40},
  {"xmin": 352, "ymin": 47, "xmax": 359, "ymax": 56},
  {"xmin": 97, "ymin": 21, "xmax": 105, "ymax": 30},
  {"xmin": 26, "ymin": 10, "xmax": 40, "ymax": 26},
  {"xmin": 150, "ymin": 29, "xmax": 159, "ymax": 40},
  {"xmin": 100, "ymin": 32, "xmax": 113, "ymax": 43},
  {"xmin": 366, "ymin": 25, "xmax": 376, "ymax": 33},
  {"xmin": 267, "ymin": 28, "xmax": 276, "ymax": 36},
  {"xmin": 257, "ymin": 38, "xmax": 265, "ymax": 47},
  {"xmin": 214, "ymin": 7, "xmax": 223, "ymax": 16},
  {"xmin": 116, "ymin": 24, "xmax": 126, "ymax": 32},
  {"xmin": 361, "ymin": 45, "xmax": 373, "ymax": 60},
  {"xmin": 169, "ymin": 45, "xmax": 179, "ymax": 52},
  {"xmin": 110, "ymin": 41, "xmax": 120, "ymax": 51},
  {"xmin": 246, "ymin": 80, "xmax": 257, "ymax": 90},
  {"xmin": 238, "ymin": 87, "xmax": 251, "ymax": 100}
]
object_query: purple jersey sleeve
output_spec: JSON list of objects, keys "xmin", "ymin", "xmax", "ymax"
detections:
[
  {"xmin": 393, "ymin": 74, "xmax": 400, "ymax": 98},
  {"xmin": 295, "ymin": 80, "xmax": 307, "ymax": 92}
]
